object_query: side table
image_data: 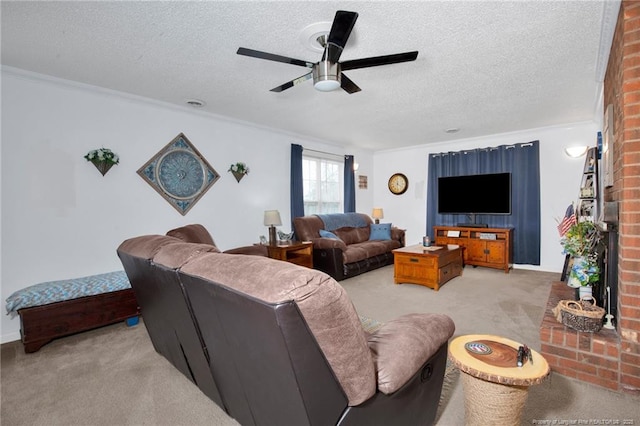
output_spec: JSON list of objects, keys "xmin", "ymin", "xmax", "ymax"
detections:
[
  {"xmin": 266, "ymin": 241, "xmax": 313, "ymax": 268},
  {"xmin": 448, "ymin": 334, "xmax": 549, "ymax": 426}
]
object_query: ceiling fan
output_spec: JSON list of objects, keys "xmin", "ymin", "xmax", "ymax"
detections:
[{"xmin": 236, "ymin": 10, "xmax": 418, "ymax": 94}]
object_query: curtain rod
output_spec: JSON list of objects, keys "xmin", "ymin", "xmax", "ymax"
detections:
[
  {"xmin": 303, "ymin": 147, "xmax": 345, "ymax": 159},
  {"xmin": 431, "ymin": 141, "xmax": 537, "ymax": 156}
]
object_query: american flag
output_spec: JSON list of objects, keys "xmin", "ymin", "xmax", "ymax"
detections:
[{"xmin": 557, "ymin": 204, "xmax": 577, "ymax": 236}]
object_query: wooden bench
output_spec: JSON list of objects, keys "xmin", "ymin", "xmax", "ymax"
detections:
[{"xmin": 6, "ymin": 271, "xmax": 140, "ymax": 353}]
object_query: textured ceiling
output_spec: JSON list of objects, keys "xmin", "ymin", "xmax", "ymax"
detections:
[{"xmin": 1, "ymin": 1, "xmax": 619, "ymax": 151}]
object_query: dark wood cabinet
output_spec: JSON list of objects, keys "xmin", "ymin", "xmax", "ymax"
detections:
[{"xmin": 433, "ymin": 226, "xmax": 513, "ymax": 273}]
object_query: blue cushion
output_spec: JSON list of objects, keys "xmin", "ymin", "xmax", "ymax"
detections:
[
  {"xmin": 319, "ymin": 229, "xmax": 341, "ymax": 240},
  {"xmin": 369, "ymin": 223, "xmax": 392, "ymax": 240}
]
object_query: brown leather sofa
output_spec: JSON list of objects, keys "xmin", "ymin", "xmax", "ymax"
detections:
[
  {"xmin": 293, "ymin": 213, "xmax": 405, "ymax": 281},
  {"xmin": 117, "ymin": 233, "xmax": 454, "ymax": 426}
]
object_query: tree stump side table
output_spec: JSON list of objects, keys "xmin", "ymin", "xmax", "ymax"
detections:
[{"xmin": 448, "ymin": 334, "xmax": 550, "ymax": 426}]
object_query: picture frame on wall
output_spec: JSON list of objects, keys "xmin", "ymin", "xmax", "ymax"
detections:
[{"xmin": 358, "ymin": 175, "xmax": 368, "ymax": 189}]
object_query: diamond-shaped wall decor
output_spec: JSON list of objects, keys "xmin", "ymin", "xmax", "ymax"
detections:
[{"xmin": 137, "ymin": 133, "xmax": 219, "ymax": 215}]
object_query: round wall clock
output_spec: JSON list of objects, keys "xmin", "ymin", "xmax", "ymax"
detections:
[{"xmin": 388, "ymin": 173, "xmax": 409, "ymax": 195}]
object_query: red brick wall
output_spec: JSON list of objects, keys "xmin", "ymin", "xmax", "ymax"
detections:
[
  {"xmin": 541, "ymin": 0, "xmax": 640, "ymax": 395},
  {"xmin": 603, "ymin": 0, "xmax": 640, "ymax": 395},
  {"xmin": 540, "ymin": 283, "xmax": 621, "ymax": 390}
]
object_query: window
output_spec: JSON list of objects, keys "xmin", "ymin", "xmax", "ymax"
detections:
[{"xmin": 302, "ymin": 155, "xmax": 343, "ymax": 214}]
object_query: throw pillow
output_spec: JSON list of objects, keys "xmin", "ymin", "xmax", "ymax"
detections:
[
  {"xmin": 369, "ymin": 223, "xmax": 392, "ymax": 240},
  {"xmin": 319, "ymin": 229, "xmax": 341, "ymax": 240}
]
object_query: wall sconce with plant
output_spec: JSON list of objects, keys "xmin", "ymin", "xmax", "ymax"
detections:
[
  {"xmin": 229, "ymin": 162, "xmax": 249, "ymax": 182},
  {"xmin": 84, "ymin": 148, "xmax": 119, "ymax": 176}
]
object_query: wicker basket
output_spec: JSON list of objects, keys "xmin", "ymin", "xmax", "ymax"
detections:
[{"xmin": 554, "ymin": 297, "xmax": 605, "ymax": 332}]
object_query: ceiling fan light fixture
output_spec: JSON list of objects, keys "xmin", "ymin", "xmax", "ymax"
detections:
[
  {"xmin": 313, "ymin": 61, "xmax": 341, "ymax": 92},
  {"xmin": 314, "ymin": 78, "xmax": 341, "ymax": 92}
]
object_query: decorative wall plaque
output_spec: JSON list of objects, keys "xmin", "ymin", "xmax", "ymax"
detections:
[{"xmin": 137, "ymin": 133, "xmax": 219, "ymax": 215}]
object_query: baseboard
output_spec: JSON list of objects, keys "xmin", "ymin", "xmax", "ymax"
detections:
[{"xmin": 1, "ymin": 331, "xmax": 21, "ymax": 344}]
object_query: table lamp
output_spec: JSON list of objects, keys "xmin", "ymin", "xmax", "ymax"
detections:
[
  {"xmin": 372, "ymin": 208, "xmax": 384, "ymax": 224},
  {"xmin": 264, "ymin": 210, "xmax": 282, "ymax": 245}
]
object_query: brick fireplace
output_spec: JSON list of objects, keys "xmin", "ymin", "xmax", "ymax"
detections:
[
  {"xmin": 540, "ymin": 282, "xmax": 621, "ymax": 390},
  {"xmin": 540, "ymin": 1, "xmax": 640, "ymax": 395}
]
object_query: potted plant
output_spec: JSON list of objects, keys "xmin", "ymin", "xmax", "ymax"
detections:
[
  {"xmin": 560, "ymin": 220, "xmax": 601, "ymax": 292},
  {"xmin": 84, "ymin": 148, "xmax": 119, "ymax": 176},
  {"xmin": 228, "ymin": 162, "xmax": 249, "ymax": 182}
]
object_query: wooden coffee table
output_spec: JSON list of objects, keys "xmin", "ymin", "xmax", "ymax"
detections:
[
  {"xmin": 392, "ymin": 244, "xmax": 463, "ymax": 290},
  {"xmin": 448, "ymin": 334, "xmax": 550, "ymax": 426}
]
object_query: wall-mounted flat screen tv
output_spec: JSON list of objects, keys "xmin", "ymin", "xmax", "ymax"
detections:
[{"xmin": 437, "ymin": 172, "xmax": 512, "ymax": 215}]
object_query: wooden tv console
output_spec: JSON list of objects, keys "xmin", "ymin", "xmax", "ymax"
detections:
[{"xmin": 433, "ymin": 226, "xmax": 513, "ymax": 273}]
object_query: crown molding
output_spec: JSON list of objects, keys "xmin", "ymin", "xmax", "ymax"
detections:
[{"xmin": 595, "ymin": 0, "xmax": 621, "ymax": 82}]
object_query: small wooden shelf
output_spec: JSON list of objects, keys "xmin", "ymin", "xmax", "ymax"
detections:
[
  {"xmin": 433, "ymin": 226, "xmax": 513, "ymax": 273},
  {"xmin": 577, "ymin": 147, "xmax": 599, "ymax": 221}
]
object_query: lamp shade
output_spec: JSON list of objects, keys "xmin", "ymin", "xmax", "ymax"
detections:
[
  {"xmin": 372, "ymin": 208, "xmax": 384, "ymax": 220},
  {"xmin": 264, "ymin": 210, "xmax": 282, "ymax": 226}
]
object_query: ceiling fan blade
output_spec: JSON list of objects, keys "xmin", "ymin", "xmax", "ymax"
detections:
[
  {"xmin": 341, "ymin": 51, "xmax": 419, "ymax": 71},
  {"xmin": 237, "ymin": 47, "xmax": 314, "ymax": 68},
  {"xmin": 270, "ymin": 72, "xmax": 313, "ymax": 92},
  {"xmin": 340, "ymin": 73, "xmax": 361, "ymax": 94},
  {"xmin": 325, "ymin": 10, "xmax": 358, "ymax": 63}
]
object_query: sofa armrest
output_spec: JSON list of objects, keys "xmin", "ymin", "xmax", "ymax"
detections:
[
  {"xmin": 390, "ymin": 227, "xmax": 405, "ymax": 246},
  {"xmin": 312, "ymin": 247, "xmax": 345, "ymax": 281},
  {"xmin": 311, "ymin": 237, "xmax": 348, "ymax": 251},
  {"xmin": 367, "ymin": 313, "xmax": 455, "ymax": 394}
]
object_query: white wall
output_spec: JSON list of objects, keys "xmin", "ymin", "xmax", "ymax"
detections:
[
  {"xmin": 0, "ymin": 68, "xmax": 373, "ymax": 342},
  {"xmin": 0, "ymin": 66, "xmax": 597, "ymax": 343},
  {"xmin": 372, "ymin": 122, "xmax": 599, "ymax": 272}
]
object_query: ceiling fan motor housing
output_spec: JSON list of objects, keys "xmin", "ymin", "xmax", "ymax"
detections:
[{"xmin": 313, "ymin": 61, "xmax": 341, "ymax": 91}]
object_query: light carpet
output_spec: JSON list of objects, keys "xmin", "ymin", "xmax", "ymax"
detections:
[{"xmin": 2, "ymin": 265, "xmax": 638, "ymax": 425}]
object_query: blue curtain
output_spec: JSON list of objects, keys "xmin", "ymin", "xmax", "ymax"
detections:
[
  {"xmin": 426, "ymin": 141, "xmax": 540, "ymax": 265},
  {"xmin": 290, "ymin": 144, "xmax": 304, "ymax": 222},
  {"xmin": 344, "ymin": 155, "xmax": 356, "ymax": 212}
]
